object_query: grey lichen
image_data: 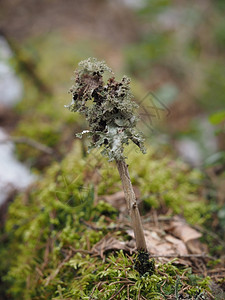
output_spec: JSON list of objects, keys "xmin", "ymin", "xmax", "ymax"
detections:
[{"xmin": 66, "ymin": 58, "xmax": 146, "ymax": 161}]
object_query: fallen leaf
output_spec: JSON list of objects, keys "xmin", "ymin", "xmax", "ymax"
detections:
[
  {"xmin": 99, "ymin": 187, "xmax": 141, "ymax": 213},
  {"xmin": 165, "ymin": 235, "xmax": 188, "ymax": 255},
  {"xmin": 166, "ymin": 217, "xmax": 202, "ymax": 243},
  {"xmin": 186, "ymin": 239, "xmax": 208, "ymax": 254},
  {"xmin": 101, "ymin": 191, "xmax": 127, "ymax": 212},
  {"xmin": 126, "ymin": 229, "xmax": 188, "ymax": 256},
  {"xmin": 91, "ymin": 234, "xmax": 132, "ymax": 258}
]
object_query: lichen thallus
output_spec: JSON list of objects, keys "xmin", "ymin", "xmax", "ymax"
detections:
[{"xmin": 65, "ymin": 58, "xmax": 154, "ymax": 275}]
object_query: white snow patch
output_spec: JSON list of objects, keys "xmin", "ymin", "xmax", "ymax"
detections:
[
  {"xmin": 0, "ymin": 129, "xmax": 35, "ymax": 206},
  {"xmin": 0, "ymin": 36, "xmax": 23, "ymax": 107}
]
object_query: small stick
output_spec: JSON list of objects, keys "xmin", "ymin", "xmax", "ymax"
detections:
[
  {"xmin": 116, "ymin": 159, "xmax": 147, "ymax": 251},
  {"xmin": 108, "ymin": 284, "xmax": 126, "ymax": 300},
  {"xmin": 150, "ymin": 254, "xmax": 215, "ymax": 259},
  {"xmin": 0, "ymin": 136, "xmax": 53, "ymax": 154}
]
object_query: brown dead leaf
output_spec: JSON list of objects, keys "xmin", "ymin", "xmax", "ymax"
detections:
[
  {"xmin": 91, "ymin": 234, "xmax": 133, "ymax": 258},
  {"xmin": 126, "ymin": 229, "xmax": 188, "ymax": 256},
  {"xmin": 90, "ymin": 214, "xmax": 208, "ymax": 267},
  {"xmin": 186, "ymin": 239, "xmax": 208, "ymax": 254},
  {"xmin": 165, "ymin": 217, "xmax": 208, "ymax": 255},
  {"xmin": 166, "ymin": 217, "xmax": 202, "ymax": 243},
  {"xmin": 99, "ymin": 187, "xmax": 141, "ymax": 213},
  {"xmin": 101, "ymin": 191, "xmax": 127, "ymax": 212},
  {"xmin": 165, "ymin": 235, "xmax": 188, "ymax": 255}
]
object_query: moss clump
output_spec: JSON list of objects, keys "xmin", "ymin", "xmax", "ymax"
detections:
[
  {"xmin": 0, "ymin": 142, "xmax": 212, "ymax": 299},
  {"xmin": 64, "ymin": 251, "xmax": 211, "ymax": 299}
]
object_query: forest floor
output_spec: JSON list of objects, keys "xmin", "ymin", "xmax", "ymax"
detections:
[{"xmin": 0, "ymin": 1, "xmax": 224, "ymax": 299}]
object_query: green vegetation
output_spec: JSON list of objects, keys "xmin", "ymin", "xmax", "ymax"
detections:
[{"xmin": 0, "ymin": 141, "xmax": 214, "ymax": 299}]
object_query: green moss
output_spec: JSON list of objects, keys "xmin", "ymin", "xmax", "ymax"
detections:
[
  {"xmin": 96, "ymin": 145, "xmax": 206, "ymax": 225},
  {"xmin": 48, "ymin": 252, "xmax": 210, "ymax": 299},
  {"xmin": 0, "ymin": 141, "xmax": 213, "ymax": 299}
]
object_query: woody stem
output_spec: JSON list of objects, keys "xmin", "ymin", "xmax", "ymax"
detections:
[{"xmin": 116, "ymin": 159, "xmax": 147, "ymax": 251}]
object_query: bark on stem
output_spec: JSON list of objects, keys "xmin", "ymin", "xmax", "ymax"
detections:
[{"xmin": 116, "ymin": 159, "xmax": 147, "ymax": 251}]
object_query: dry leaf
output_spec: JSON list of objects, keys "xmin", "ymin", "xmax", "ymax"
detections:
[
  {"xmin": 166, "ymin": 217, "xmax": 202, "ymax": 243},
  {"xmin": 101, "ymin": 191, "xmax": 127, "ymax": 212},
  {"xmin": 165, "ymin": 235, "xmax": 188, "ymax": 255},
  {"xmin": 126, "ymin": 229, "xmax": 188, "ymax": 256},
  {"xmin": 99, "ymin": 187, "xmax": 141, "ymax": 213},
  {"xmin": 91, "ymin": 234, "xmax": 132, "ymax": 258},
  {"xmin": 186, "ymin": 239, "xmax": 208, "ymax": 254},
  {"xmin": 91, "ymin": 215, "xmax": 208, "ymax": 264}
]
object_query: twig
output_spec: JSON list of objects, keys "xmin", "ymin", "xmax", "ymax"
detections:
[
  {"xmin": 160, "ymin": 279, "xmax": 167, "ymax": 296},
  {"xmin": 1, "ymin": 30, "xmax": 52, "ymax": 96},
  {"xmin": 69, "ymin": 246, "xmax": 92, "ymax": 255},
  {"xmin": 44, "ymin": 250, "xmax": 73, "ymax": 286},
  {"xmin": 205, "ymin": 289, "xmax": 215, "ymax": 300},
  {"xmin": 109, "ymin": 280, "xmax": 133, "ymax": 286},
  {"xmin": 143, "ymin": 216, "xmax": 176, "ymax": 223},
  {"xmin": 140, "ymin": 296, "xmax": 148, "ymax": 300},
  {"xmin": 116, "ymin": 159, "xmax": 147, "ymax": 251},
  {"xmin": 150, "ymin": 254, "xmax": 215, "ymax": 259},
  {"xmin": 67, "ymin": 58, "xmax": 148, "ymax": 253},
  {"xmin": 0, "ymin": 136, "xmax": 53, "ymax": 154},
  {"xmin": 108, "ymin": 284, "xmax": 126, "ymax": 300},
  {"xmin": 80, "ymin": 218, "xmax": 128, "ymax": 231},
  {"xmin": 89, "ymin": 281, "xmax": 103, "ymax": 300},
  {"xmin": 207, "ymin": 268, "xmax": 225, "ymax": 274},
  {"xmin": 114, "ymin": 277, "xmax": 135, "ymax": 284},
  {"xmin": 127, "ymin": 284, "xmax": 130, "ymax": 300},
  {"xmin": 196, "ymin": 292, "xmax": 207, "ymax": 300},
  {"xmin": 138, "ymin": 288, "xmax": 141, "ymax": 300}
]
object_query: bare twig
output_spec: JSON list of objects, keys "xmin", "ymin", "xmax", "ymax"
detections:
[
  {"xmin": 109, "ymin": 280, "xmax": 132, "ymax": 286},
  {"xmin": 150, "ymin": 254, "xmax": 215, "ymax": 259},
  {"xmin": 44, "ymin": 250, "xmax": 73, "ymax": 286},
  {"xmin": 80, "ymin": 218, "xmax": 128, "ymax": 231},
  {"xmin": 114, "ymin": 277, "xmax": 135, "ymax": 284},
  {"xmin": 1, "ymin": 30, "xmax": 52, "ymax": 96},
  {"xmin": 108, "ymin": 284, "xmax": 126, "ymax": 300},
  {"xmin": 89, "ymin": 281, "xmax": 103, "ymax": 300},
  {"xmin": 69, "ymin": 246, "xmax": 92, "ymax": 255},
  {"xmin": 140, "ymin": 295, "xmax": 148, "ymax": 300},
  {"xmin": 205, "ymin": 289, "xmax": 215, "ymax": 300},
  {"xmin": 0, "ymin": 136, "xmax": 53, "ymax": 154},
  {"xmin": 116, "ymin": 159, "xmax": 147, "ymax": 251},
  {"xmin": 127, "ymin": 284, "xmax": 130, "ymax": 300}
]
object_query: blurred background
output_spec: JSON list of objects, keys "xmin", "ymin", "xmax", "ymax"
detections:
[{"xmin": 0, "ymin": 0, "xmax": 224, "ymax": 215}]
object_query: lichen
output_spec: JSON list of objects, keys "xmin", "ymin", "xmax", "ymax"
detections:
[{"xmin": 66, "ymin": 57, "xmax": 146, "ymax": 161}]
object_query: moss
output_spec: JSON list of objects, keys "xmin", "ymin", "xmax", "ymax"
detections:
[
  {"xmin": 0, "ymin": 140, "xmax": 214, "ymax": 299},
  {"xmin": 96, "ymin": 145, "xmax": 207, "ymax": 225}
]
